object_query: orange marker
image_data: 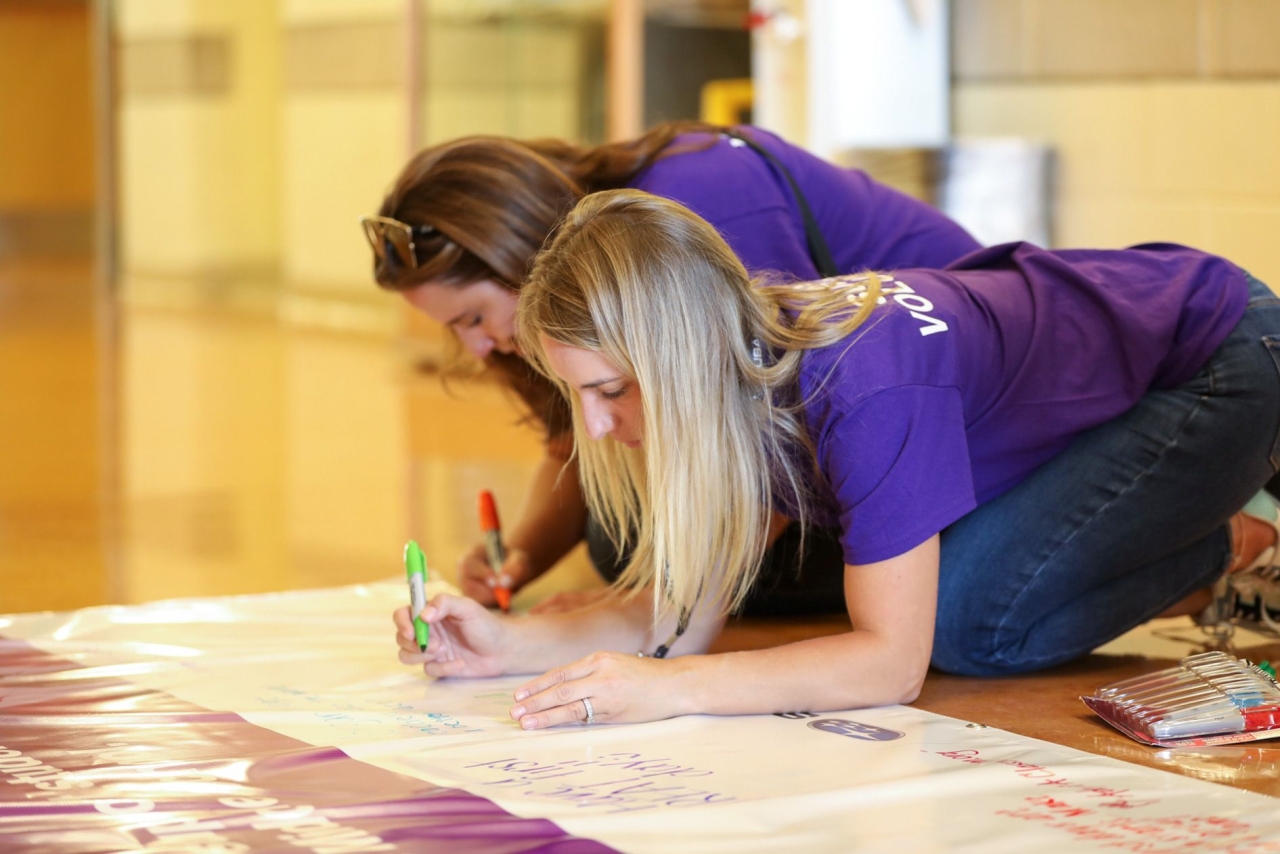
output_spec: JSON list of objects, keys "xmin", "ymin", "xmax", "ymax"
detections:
[{"xmin": 479, "ymin": 490, "xmax": 511, "ymax": 612}]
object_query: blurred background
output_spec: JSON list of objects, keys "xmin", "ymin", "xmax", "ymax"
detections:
[{"xmin": 3, "ymin": 0, "xmax": 1279, "ymax": 614}]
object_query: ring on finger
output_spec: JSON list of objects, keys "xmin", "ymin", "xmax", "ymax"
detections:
[{"xmin": 582, "ymin": 697, "xmax": 595, "ymax": 725}]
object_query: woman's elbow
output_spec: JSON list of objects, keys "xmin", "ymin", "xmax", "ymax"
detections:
[
  {"xmin": 890, "ymin": 653, "xmax": 931, "ymax": 705},
  {"xmin": 897, "ymin": 673, "xmax": 926, "ymax": 704}
]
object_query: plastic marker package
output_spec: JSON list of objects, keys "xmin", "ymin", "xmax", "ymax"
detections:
[{"xmin": 1083, "ymin": 651, "xmax": 1280, "ymax": 747}]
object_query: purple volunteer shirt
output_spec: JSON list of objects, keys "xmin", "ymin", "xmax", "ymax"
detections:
[
  {"xmin": 630, "ymin": 126, "xmax": 981, "ymax": 277},
  {"xmin": 792, "ymin": 241, "xmax": 1250, "ymax": 566}
]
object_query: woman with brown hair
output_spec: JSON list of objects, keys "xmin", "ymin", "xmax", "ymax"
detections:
[{"xmin": 364, "ymin": 123, "xmax": 980, "ymax": 614}]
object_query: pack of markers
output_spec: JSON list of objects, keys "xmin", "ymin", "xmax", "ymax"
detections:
[{"xmin": 1082, "ymin": 651, "xmax": 1280, "ymax": 747}]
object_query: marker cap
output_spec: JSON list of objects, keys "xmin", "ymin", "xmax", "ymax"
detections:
[{"xmin": 479, "ymin": 490, "xmax": 501, "ymax": 533}]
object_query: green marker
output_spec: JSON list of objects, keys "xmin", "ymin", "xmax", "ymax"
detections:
[{"xmin": 404, "ymin": 540, "xmax": 430, "ymax": 651}]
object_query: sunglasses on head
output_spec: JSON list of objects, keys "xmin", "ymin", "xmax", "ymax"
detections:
[{"xmin": 360, "ymin": 215, "xmax": 436, "ymax": 272}]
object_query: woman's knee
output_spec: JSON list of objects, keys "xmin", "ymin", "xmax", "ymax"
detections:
[{"xmin": 930, "ymin": 615, "xmax": 1057, "ymax": 677}]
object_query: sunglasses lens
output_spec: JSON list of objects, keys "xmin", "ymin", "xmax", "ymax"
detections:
[
  {"xmin": 362, "ymin": 219, "xmax": 417, "ymax": 271},
  {"xmin": 383, "ymin": 237, "xmax": 407, "ymax": 271},
  {"xmin": 386, "ymin": 230, "xmax": 412, "ymax": 268}
]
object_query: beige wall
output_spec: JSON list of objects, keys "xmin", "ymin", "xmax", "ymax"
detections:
[
  {"xmin": 117, "ymin": 0, "xmax": 281, "ymax": 278},
  {"xmin": 280, "ymin": 3, "xmax": 597, "ymax": 295},
  {"xmin": 952, "ymin": 0, "xmax": 1280, "ymax": 285},
  {"xmin": 422, "ymin": 16, "xmax": 590, "ymax": 145},
  {"xmin": 116, "ymin": 1, "xmax": 598, "ymax": 297},
  {"xmin": 279, "ymin": 3, "xmax": 405, "ymax": 294}
]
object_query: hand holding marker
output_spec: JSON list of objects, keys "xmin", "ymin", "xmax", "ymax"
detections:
[
  {"xmin": 479, "ymin": 490, "xmax": 512, "ymax": 612},
  {"xmin": 404, "ymin": 540, "xmax": 430, "ymax": 651}
]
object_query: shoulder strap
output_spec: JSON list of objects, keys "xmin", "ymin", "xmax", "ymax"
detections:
[{"xmin": 722, "ymin": 128, "xmax": 839, "ymax": 278}]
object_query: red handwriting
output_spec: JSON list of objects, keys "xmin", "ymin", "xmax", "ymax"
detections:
[
  {"xmin": 996, "ymin": 796, "xmax": 1280, "ymax": 853},
  {"xmin": 1027, "ymin": 795, "xmax": 1092, "ymax": 819},
  {"xmin": 933, "ymin": 750, "xmax": 1159, "ymax": 808}
]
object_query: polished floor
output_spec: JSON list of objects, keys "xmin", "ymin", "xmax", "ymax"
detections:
[
  {"xmin": 2, "ymin": 259, "xmax": 1279, "ymax": 798},
  {"xmin": 0, "ymin": 258, "xmax": 600, "ymax": 614}
]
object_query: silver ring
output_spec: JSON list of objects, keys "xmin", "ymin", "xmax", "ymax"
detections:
[{"xmin": 582, "ymin": 697, "xmax": 595, "ymax": 725}]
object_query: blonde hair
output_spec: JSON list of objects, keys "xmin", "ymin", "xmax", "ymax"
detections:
[{"xmin": 517, "ymin": 189, "xmax": 881, "ymax": 618}]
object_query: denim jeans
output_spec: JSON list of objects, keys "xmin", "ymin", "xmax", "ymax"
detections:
[{"xmin": 933, "ymin": 274, "xmax": 1280, "ymax": 676}]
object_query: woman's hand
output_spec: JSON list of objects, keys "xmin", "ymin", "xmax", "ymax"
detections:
[
  {"xmin": 509, "ymin": 651, "xmax": 690, "ymax": 729},
  {"xmin": 457, "ymin": 544, "xmax": 533, "ymax": 607},
  {"xmin": 392, "ymin": 593, "xmax": 510, "ymax": 678}
]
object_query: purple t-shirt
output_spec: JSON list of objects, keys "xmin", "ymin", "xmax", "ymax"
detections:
[
  {"xmin": 793, "ymin": 242, "xmax": 1250, "ymax": 566},
  {"xmin": 630, "ymin": 127, "xmax": 980, "ymax": 277}
]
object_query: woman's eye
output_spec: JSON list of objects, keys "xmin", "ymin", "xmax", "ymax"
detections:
[
  {"xmin": 601, "ymin": 387, "xmax": 627, "ymax": 401},
  {"xmin": 467, "ymin": 315, "xmax": 483, "ymax": 328}
]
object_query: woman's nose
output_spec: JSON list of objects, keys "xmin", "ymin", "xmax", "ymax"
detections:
[
  {"xmin": 459, "ymin": 329, "xmax": 494, "ymax": 359},
  {"xmin": 582, "ymin": 401, "xmax": 615, "ymax": 441}
]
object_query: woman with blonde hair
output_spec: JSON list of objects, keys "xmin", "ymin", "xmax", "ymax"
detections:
[
  {"xmin": 393, "ymin": 189, "xmax": 1280, "ymax": 727},
  {"xmin": 365, "ymin": 123, "xmax": 980, "ymax": 615}
]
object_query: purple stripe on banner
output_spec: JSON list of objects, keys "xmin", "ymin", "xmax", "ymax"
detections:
[{"xmin": 0, "ymin": 636, "xmax": 618, "ymax": 854}]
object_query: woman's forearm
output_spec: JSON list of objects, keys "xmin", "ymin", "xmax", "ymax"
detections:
[
  {"xmin": 670, "ymin": 541, "xmax": 938, "ymax": 715},
  {"xmin": 506, "ymin": 448, "xmax": 587, "ymax": 577},
  {"xmin": 500, "ymin": 590, "xmax": 658, "ymax": 673},
  {"xmin": 499, "ymin": 541, "xmax": 939, "ymax": 725},
  {"xmin": 672, "ymin": 631, "xmax": 930, "ymax": 716}
]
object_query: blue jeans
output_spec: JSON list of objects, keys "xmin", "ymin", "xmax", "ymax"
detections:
[{"xmin": 933, "ymin": 275, "xmax": 1280, "ymax": 676}]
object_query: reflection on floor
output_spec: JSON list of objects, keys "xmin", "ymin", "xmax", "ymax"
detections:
[
  {"xmin": 0, "ymin": 259, "xmax": 110, "ymax": 611},
  {"xmin": 0, "ymin": 260, "xmax": 598, "ymax": 614},
  {"xmin": 2, "ymin": 260, "xmax": 1278, "ymax": 798}
]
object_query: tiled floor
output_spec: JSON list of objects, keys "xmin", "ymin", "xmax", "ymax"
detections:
[{"xmin": 3, "ymin": 259, "xmax": 1278, "ymax": 798}]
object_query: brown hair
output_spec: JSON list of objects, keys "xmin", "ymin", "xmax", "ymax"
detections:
[{"xmin": 373, "ymin": 122, "xmax": 718, "ymax": 437}]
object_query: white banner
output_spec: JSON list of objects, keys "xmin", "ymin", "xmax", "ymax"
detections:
[{"xmin": 4, "ymin": 582, "xmax": 1279, "ymax": 853}]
